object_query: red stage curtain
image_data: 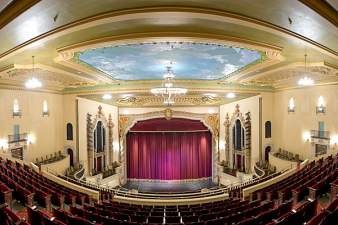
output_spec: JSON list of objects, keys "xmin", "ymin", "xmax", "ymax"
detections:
[{"xmin": 127, "ymin": 131, "xmax": 212, "ymax": 180}]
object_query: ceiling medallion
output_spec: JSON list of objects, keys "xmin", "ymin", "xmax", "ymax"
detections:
[{"xmin": 150, "ymin": 64, "xmax": 187, "ymax": 106}]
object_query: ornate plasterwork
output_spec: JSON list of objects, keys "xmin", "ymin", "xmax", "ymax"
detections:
[
  {"xmin": 118, "ymin": 109, "xmax": 220, "ymax": 184},
  {"xmin": 224, "ymin": 104, "xmax": 251, "ymax": 173},
  {"xmin": 115, "ymin": 95, "xmax": 223, "ymax": 107},
  {"xmin": 242, "ymin": 62, "xmax": 338, "ymax": 89},
  {"xmin": 0, "ymin": 65, "xmax": 96, "ymax": 91},
  {"xmin": 86, "ymin": 106, "xmax": 114, "ymax": 175}
]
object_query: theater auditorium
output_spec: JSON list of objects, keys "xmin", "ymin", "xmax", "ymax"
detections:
[{"xmin": 0, "ymin": 1, "xmax": 337, "ymax": 224}]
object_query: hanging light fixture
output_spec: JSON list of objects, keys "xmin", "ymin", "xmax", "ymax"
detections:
[
  {"xmin": 25, "ymin": 56, "xmax": 42, "ymax": 89},
  {"xmin": 150, "ymin": 64, "xmax": 187, "ymax": 106},
  {"xmin": 298, "ymin": 54, "xmax": 314, "ymax": 86}
]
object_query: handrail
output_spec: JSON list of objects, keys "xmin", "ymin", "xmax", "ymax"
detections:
[
  {"xmin": 254, "ymin": 163, "xmax": 265, "ymax": 177},
  {"xmin": 73, "ymin": 166, "xmax": 85, "ymax": 180},
  {"xmin": 46, "ymin": 166, "xmax": 285, "ymax": 200}
]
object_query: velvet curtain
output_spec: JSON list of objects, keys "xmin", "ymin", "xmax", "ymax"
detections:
[{"xmin": 127, "ymin": 131, "xmax": 212, "ymax": 180}]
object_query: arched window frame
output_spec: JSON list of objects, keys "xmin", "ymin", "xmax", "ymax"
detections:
[
  {"xmin": 66, "ymin": 123, "xmax": 73, "ymax": 140},
  {"xmin": 93, "ymin": 121, "xmax": 106, "ymax": 153},
  {"xmin": 233, "ymin": 119, "xmax": 245, "ymax": 150},
  {"xmin": 265, "ymin": 121, "xmax": 272, "ymax": 138}
]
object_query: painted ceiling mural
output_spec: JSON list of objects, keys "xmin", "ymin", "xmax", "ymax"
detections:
[{"xmin": 77, "ymin": 42, "xmax": 264, "ymax": 80}]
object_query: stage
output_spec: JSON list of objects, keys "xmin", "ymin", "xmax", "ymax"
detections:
[{"xmin": 122, "ymin": 178, "xmax": 217, "ymax": 193}]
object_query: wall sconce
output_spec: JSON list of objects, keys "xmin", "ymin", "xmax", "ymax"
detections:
[
  {"xmin": 42, "ymin": 100, "xmax": 49, "ymax": 117},
  {"xmin": 13, "ymin": 99, "xmax": 22, "ymax": 118},
  {"xmin": 0, "ymin": 139, "xmax": 8, "ymax": 151},
  {"xmin": 316, "ymin": 96, "xmax": 326, "ymax": 114},
  {"xmin": 302, "ymin": 131, "xmax": 311, "ymax": 142},
  {"xmin": 331, "ymin": 135, "xmax": 338, "ymax": 148},
  {"xmin": 27, "ymin": 134, "xmax": 36, "ymax": 145},
  {"xmin": 288, "ymin": 97, "xmax": 295, "ymax": 113}
]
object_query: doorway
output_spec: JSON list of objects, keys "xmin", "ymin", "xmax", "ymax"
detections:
[
  {"xmin": 67, "ymin": 148, "xmax": 74, "ymax": 167},
  {"xmin": 265, "ymin": 146, "xmax": 271, "ymax": 162}
]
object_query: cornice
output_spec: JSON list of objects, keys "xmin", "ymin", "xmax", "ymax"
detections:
[
  {"xmin": 299, "ymin": 0, "xmax": 338, "ymax": 27},
  {"xmin": 0, "ymin": 0, "xmax": 41, "ymax": 30},
  {"xmin": 0, "ymin": 6, "xmax": 337, "ymax": 62}
]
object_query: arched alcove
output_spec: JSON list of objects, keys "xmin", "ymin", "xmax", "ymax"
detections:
[
  {"xmin": 66, "ymin": 123, "xmax": 73, "ymax": 140},
  {"xmin": 265, "ymin": 121, "xmax": 272, "ymax": 138}
]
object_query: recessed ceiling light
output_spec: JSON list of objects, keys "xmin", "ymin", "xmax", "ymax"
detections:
[
  {"xmin": 25, "ymin": 77, "xmax": 42, "ymax": 89},
  {"xmin": 226, "ymin": 92, "xmax": 236, "ymax": 98},
  {"xmin": 102, "ymin": 94, "xmax": 112, "ymax": 100},
  {"xmin": 298, "ymin": 76, "xmax": 314, "ymax": 86}
]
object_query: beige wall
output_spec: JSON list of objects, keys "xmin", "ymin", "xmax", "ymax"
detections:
[
  {"xmin": 273, "ymin": 85, "xmax": 338, "ymax": 159},
  {"xmin": 77, "ymin": 97, "xmax": 119, "ymax": 174},
  {"xmin": 62, "ymin": 94, "xmax": 78, "ymax": 159},
  {"xmin": 0, "ymin": 89, "xmax": 64, "ymax": 162}
]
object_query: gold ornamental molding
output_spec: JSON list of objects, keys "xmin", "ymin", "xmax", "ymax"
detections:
[
  {"xmin": 115, "ymin": 94, "xmax": 223, "ymax": 107},
  {"xmin": 0, "ymin": 63, "xmax": 96, "ymax": 91},
  {"xmin": 56, "ymin": 32, "xmax": 282, "ymax": 54},
  {"xmin": 119, "ymin": 109, "xmax": 219, "ymax": 139},
  {"xmin": 241, "ymin": 61, "xmax": 338, "ymax": 90},
  {"xmin": 1, "ymin": 6, "xmax": 337, "ymax": 62}
]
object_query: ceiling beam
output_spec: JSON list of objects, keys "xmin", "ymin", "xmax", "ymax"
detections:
[
  {"xmin": 0, "ymin": 0, "xmax": 41, "ymax": 30},
  {"xmin": 299, "ymin": 0, "xmax": 338, "ymax": 27}
]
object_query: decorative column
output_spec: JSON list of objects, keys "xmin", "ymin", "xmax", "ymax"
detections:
[
  {"xmin": 87, "ymin": 113, "xmax": 94, "ymax": 175},
  {"xmin": 224, "ymin": 113, "xmax": 230, "ymax": 166},
  {"xmin": 108, "ymin": 114, "xmax": 114, "ymax": 164},
  {"xmin": 118, "ymin": 116, "xmax": 130, "ymax": 163},
  {"xmin": 245, "ymin": 112, "xmax": 252, "ymax": 173}
]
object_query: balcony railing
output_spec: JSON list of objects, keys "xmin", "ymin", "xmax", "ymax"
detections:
[
  {"xmin": 8, "ymin": 133, "xmax": 28, "ymax": 143},
  {"xmin": 311, "ymin": 130, "xmax": 330, "ymax": 139}
]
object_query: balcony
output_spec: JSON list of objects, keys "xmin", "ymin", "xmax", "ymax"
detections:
[
  {"xmin": 311, "ymin": 130, "xmax": 330, "ymax": 140},
  {"xmin": 8, "ymin": 133, "xmax": 28, "ymax": 144}
]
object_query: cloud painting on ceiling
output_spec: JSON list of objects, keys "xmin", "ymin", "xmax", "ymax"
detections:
[{"xmin": 77, "ymin": 42, "xmax": 264, "ymax": 80}]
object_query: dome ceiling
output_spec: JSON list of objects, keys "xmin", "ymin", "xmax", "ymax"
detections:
[
  {"xmin": 76, "ymin": 42, "xmax": 264, "ymax": 80},
  {"xmin": 0, "ymin": 0, "xmax": 337, "ymax": 96}
]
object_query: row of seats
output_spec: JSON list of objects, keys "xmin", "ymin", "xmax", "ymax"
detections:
[
  {"xmin": 251, "ymin": 155, "xmax": 337, "ymax": 203},
  {"xmin": 0, "ymin": 158, "xmax": 91, "ymax": 209},
  {"xmin": 0, "ymin": 203, "xmax": 29, "ymax": 225},
  {"xmin": 44, "ymin": 154, "xmax": 336, "ymax": 224},
  {"xmin": 0, "ymin": 155, "xmax": 337, "ymax": 224}
]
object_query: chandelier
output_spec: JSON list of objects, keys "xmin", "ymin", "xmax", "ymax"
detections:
[
  {"xmin": 298, "ymin": 54, "xmax": 314, "ymax": 86},
  {"xmin": 150, "ymin": 65, "xmax": 187, "ymax": 106}
]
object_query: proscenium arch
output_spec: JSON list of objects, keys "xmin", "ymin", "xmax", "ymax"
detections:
[{"xmin": 119, "ymin": 110, "xmax": 219, "ymax": 184}]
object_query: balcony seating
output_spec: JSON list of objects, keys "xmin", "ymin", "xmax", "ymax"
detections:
[
  {"xmin": 165, "ymin": 216, "xmax": 181, "ymax": 223},
  {"xmin": 252, "ymin": 155, "xmax": 337, "ymax": 204},
  {"xmin": 0, "ymin": 181, "xmax": 13, "ymax": 207},
  {"xmin": 0, "ymin": 154, "xmax": 337, "ymax": 225},
  {"xmin": 0, "ymin": 203, "xmax": 29, "ymax": 225},
  {"xmin": 0, "ymin": 158, "xmax": 90, "ymax": 210},
  {"xmin": 148, "ymin": 216, "xmax": 164, "ymax": 224}
]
